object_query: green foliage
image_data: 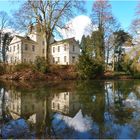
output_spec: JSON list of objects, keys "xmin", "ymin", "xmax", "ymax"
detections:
[
  {"xmin": 34, "ymin": 56, "xmax": 48, "ymax": 74},
  {"xmin": 80, "ymin": 31, "xmax": 105, "ymax": 62},
  {"xmin": 76, "ymin": 53, "xmax": 103, "ymax": 79},
  {"xmin": 14, "ymin": 63, "xmax": 33, "ymax": 72},
  {"xmin": 80, "ymin": 35, "xmax": 93, "ymax": 56},
  {"xmin": 120, "ymin": 51, "xmax": 140, "ymax": 78},
  {"xmin": 0, "ymin": 64, "xmax": 5, "ymax": 74},
  {"xmin": 113, "ymin": 30, "xmax": 132, "ymax": 72},
  {"xmin": 114, "ymin": 30, "xmax": 132, "ymax": 47},
  {"xmin": 0, "ymin": 32, "xmax": 13, "ymax": 62},
  {"xmin": 118, "ymin": 55, "xmax": 132, "ymax": 73}
]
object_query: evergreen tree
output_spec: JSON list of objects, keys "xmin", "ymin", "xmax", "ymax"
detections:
[
  {"xmin": 0, "ymin": 32, "xmax": 12, "ymax": 62},
  {"xmin": 113, "ymin": 30, "xmax": 132, "ymax": 71},
  {"xmin": 91, "ymin": 0, "xmax": 119, "ymax": 70}
]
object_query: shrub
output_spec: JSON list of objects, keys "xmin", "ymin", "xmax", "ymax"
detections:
[
  {"xmin": 14, "ymin": 63, "xmax": 33, "ymax": 72},
  {"xmin": 76, "ymin": 54, "xmax": 103, "ymax": 79},
  {"xmin": 0, "ymin": 64, "xmax": 5, "ymax": 74},
  {"xmin": 34, "ymin": 56, "xmax": 48, "ymax": 73}
]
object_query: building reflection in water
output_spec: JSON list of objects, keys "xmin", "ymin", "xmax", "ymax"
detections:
[
  {"xmin": 51, "ymin": 92, "xmax": 81, "ymax": 116},
  {"xmin": 7, "ymin": 89, "xmax": 46, "ymax": 124},
  {"xmin": 6, "ymin": 87, "xmax": 81, "ymax": 138},
  {"xmin": 2, "ymin": 80, "xmax": 139, "ymax": 139}
]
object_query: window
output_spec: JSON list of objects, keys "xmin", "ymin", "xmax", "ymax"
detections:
[
  {"xmin": 72, "ymin": 56, "xmax": 75, "ymax": 63},
  {"xmin": 17, "ymin": 44, "xmax": 19, "ymax": 52},
  {"xmin": 42, "ymin": 41, "xmax": 45, "ymax": 46},
  {"xmin": 64, "ymin": 56, "xmax": 66, "ymax": 62},
  {"xmin": 64, "ymin": 45, "xmax": 66, "ymax": 51},
  {"xmin": 17, "ymin": 105, "xmax": 19, "ymax": 112},
  {"xmin": 58, "ymin": 46, "xmax": 60, "ymax": 52},
  {"xmin": 9, "ymin": 47, "xmax": 11, "ymax": 52},
  {"xmin": 73, "ymin": 46, "xmax": 75, "ymax": 52},
  {"xmin": 53, "ymin": 47, "xmax": 55, "ymax": 53},
  {"xmin": 64, "ymin": 93, "xmax": 67, "ymax": 100},
  {"xmin": 25, "ymin": 44, "xmax": 28, "ymax": 50},
  {"xmin": 43, "ymin": 48, "xmax": 45, "ymax": 54},
  {"xmin": 13, "ymin": 46, "xmax": 15, "ymax": 51},
  {"xmin": 24, "ymin": 58, "xmax": 26, "ymax": 62},
  {"xmin": 58, "ymin": 57, "xmax": 60, "ymax": 63},
  {"xmin": 53, "ymin": 57, "xmax": 55, "ymax": 63},
  {"xmin": 10, "ymin": 57, "xmax": 12, "ymax": 63},
  {"xmin": 32, "ymin": 45, "xmax": 35, "ymax": 51},
  {"xmin": 58, "ymin": 103, "xmax": 60, "ymax": 110},
  {"xmin": 64, "ymin": 105, "xmax": 67, "ymax": 111},
  {"xmin": 15, "ymin": 57, "xmax": 17, "ymax": 63},
  {"xmin": 52, "ymin": 102, "xmax": 55, "ymax": 108}
]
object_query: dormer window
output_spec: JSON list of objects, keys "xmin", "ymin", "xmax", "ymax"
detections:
[{"xmin": 73, "ymin": 46, "xmax": 75, "ymax": 52}]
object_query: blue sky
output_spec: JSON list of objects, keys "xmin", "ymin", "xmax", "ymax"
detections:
[
  {"xmin": 0, "ymin": 0, "xmax": 138, "ymax": 31},
  {"xmin": 85, "ymin": 0, "xmax": 138, "ymax": 31}
]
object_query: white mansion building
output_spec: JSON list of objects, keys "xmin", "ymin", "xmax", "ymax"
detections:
[{"xmin": 6, "ymin": 25, "xmax": 80, "ymax": 65}]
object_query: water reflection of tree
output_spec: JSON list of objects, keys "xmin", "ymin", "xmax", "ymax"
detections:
[
  {"xmin": 76, "ymin": 80, "xmax": 106, "ymax": 138},
  {"xmin": 0, "ymin": 81, "xmax": 11, "ymax": 123},
  {"xmin": 109, "ymin": 81, "xmax": 134, "ymax": 125},
  {"xmin": 2, "ymin": 80, "xmax": 140, "ymax": 139},
  {"xmin": 2, "ymin": 81, "xmax": 77, "ymax": 139}
]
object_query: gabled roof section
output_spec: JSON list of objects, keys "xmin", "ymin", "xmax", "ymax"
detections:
[
  {"xmin": 15, "ymin": 35, "xmax": 37, "ymax": 44},
  {"xmin": 51, "ymin": 37, "xmax": 79, "ymax": 45}
]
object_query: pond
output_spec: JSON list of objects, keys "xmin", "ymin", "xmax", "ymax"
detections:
[{"xmin": 0, "ymin": 80, "xmax": 140, "ymax": 139}]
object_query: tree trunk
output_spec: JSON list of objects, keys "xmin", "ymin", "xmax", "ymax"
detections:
[
  {"xmin": 45, "ymin": 31, "xmax": 51, "ymax": 65},
  {"xmin": 0, "ymin": 31, "xmax": 1, "ymax": 61},
  {"xmin": 106, "ymin": 47, "xmax": 110, "ymax": 71}
]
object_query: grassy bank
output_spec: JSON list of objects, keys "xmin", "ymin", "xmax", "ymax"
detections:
[
  {"xmin": 0, "ymin": 63, "xmax": 78, "ymax": 81},
  {"xmin": 0, "ymin": 62, "xmax": 138, "ymax": 81}
]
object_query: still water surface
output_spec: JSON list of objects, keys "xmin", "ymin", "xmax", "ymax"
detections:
[{"xmin": 0, "ymin": 80, "xmax": 140, "ymax": 139}]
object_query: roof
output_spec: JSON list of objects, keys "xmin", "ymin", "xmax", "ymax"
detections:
[
  {"xmin": 15, "ymin": 35, "xmax": 37, "ymax": 44},
  {"xmin": 51, "ymin": 37, "xmax": 78, "ymax": 45}
]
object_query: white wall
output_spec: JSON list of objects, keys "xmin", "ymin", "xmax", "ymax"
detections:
[
  {"xmin": 7, "ymin": 37, "xmax": 22, "ymax": 64},
  {"xmin": 22, "ymin": 41, "xmax": 38, "ymax": 63},
  {"xmin": 69, "ymin": 40, "xmax": 80, "ymax": 64},
  {"xmin": 51, "ymin": 40, "xmax": 80, "ymax": 65},
  {"xmin": 7, "ymin": 36, "xmax": 39, "ymax": 64},
  {"xmin": 51, "ymin": 42, "xmax": 70, "ymax": 65}
]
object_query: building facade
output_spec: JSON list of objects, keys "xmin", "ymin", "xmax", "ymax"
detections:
[{"xmin": 6, "ymin": 25, "xmax": 80, "ymax": 65}]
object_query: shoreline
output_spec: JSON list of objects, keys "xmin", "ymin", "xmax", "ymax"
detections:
[{"xmin": 0, "ymin": 72, "xmax": 135, "ymax": 81}]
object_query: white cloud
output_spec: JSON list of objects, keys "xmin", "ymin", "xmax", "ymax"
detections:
[
  {"xmin": 3, "ymin": 28, "xmax": 24, "ymax": 36},
  {"xmin": 58, "ymin": 15, "xmax": 92, "ymax": 41}
]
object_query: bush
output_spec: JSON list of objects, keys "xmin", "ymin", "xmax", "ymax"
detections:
[
  {"xmin": 14, "ymin": 63, "xmax": 33, "ymax": 72},
  {"xmin": 129, "ymin": 61, "xmax": 140, "ymax": 76},
  {"xmin": 0, "ymin": 64, "xmax": 5, "ymax": 74},
  {"xmin": 76, "ymin": 54, "xmax": 103, "ymax": 79},
  {"xmin": 34, "ymin": 56, "xmax": 48, "ymax": 73}
]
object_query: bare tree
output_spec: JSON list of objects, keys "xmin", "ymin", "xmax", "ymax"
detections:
[
  {"xmin": 12, "ymin": 0, "xmax": 85, "ymax": 64},
  {"xmin": 130, "ymin": 1, "xmax": 140, "ymax": 38},
  {"xmin": 0, "ymin": 11, "xmax": 9, "ymax": 31},
  {"xmin": 91, "ymin": 0, "xmax": 120, "ymax": 69},
  {"xmin": 0, "ymin": 11, "xmax": 10, "ymax": 62}
]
